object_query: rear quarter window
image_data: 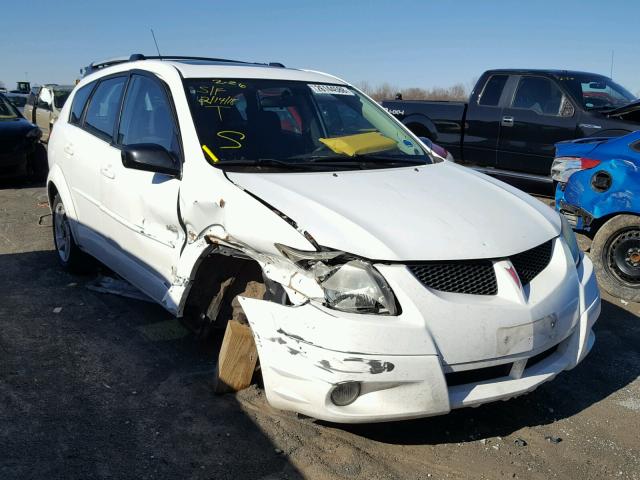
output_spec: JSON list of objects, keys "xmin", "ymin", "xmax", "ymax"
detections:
[
  {"xmin": 69, "ymin": 82, "xmax": 95, "ymax": 125},
  {"xmin": 478, "ymin": 75, "xmax": 508, "ymax": 106}
]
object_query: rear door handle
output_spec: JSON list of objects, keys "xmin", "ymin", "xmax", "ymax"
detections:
[
  {"xmin": 501, "ymin": 116, "xmax": 514, "ymax": 127},
  {"xmin": 100, "ymin": 166, "xmax": 115, "ymax": 179},
  {"xmin": 64, "ymin": 144, "xmax": 74, "ymax": 156}
]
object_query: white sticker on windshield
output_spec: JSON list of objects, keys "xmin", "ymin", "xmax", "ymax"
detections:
[{"xmin": 308, "ymin": 84, "xmax": 355, "ymax": 96}]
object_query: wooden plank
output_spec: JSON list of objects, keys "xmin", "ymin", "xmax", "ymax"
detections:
[{"xmin": 214, "ymin": 319, "xmax": 258, "ymax": 393}]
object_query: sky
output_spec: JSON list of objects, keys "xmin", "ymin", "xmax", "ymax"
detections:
[{"xmin": 1, "ymin": 0, "xmax": 639, "ymax": 95}]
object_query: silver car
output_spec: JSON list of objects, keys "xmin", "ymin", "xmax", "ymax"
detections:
[{"xmin": 23, "ymin": 84, "xmax": 73, "ymax": 141}]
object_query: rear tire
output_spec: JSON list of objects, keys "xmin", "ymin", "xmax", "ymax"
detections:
[
  {"xmin": 52, "ymin": 194, "xmax": 94, "ymax": 273},
  {"xmin": 591, "ymin": 214, "xmax": 640, "ymax": 302}
]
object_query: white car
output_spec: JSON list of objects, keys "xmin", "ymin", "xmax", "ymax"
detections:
[{"xmin": 47, "ymin": 54, "xmax": 600, "ymax": 423}]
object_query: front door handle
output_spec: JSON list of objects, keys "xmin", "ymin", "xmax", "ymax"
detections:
[
  {"xmin": 501, "ymin": 116, "xmax": 514, "ymax": 127},
  {"xmin": 100, "ymin": 166, "xmax": 115, "ymax": 179}
]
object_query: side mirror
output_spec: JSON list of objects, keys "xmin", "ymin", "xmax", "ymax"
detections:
[{"xmin": 121, "ymin": 144, "xmax": 180, "ymax": 177}]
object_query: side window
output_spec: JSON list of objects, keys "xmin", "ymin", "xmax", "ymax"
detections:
[
  {"xmin": 69, "ymin": 82, "xmax": 95, "ymax": 125},
  {"xmin": 84, "ymin": 76, "xmax": 127, "ymax": 140},
  {"xmin": 511, "ymin": 76, "xmax": 575, "ymax": 117},
  {"xmin": 117, "ymin": 75, "xmax": 180, "ymax": 160},
  {"xmin": 477, "ymin": 75, "xmax": 508, "ymax": 106}
]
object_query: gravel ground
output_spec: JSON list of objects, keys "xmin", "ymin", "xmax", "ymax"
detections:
[{"xmin": 1, "ymin": 181, "xmax": 638, "ymax": 480}]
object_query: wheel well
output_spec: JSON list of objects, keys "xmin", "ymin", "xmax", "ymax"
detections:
[
  {"xmin": 181, "ymin": 249, "xmax": 279, "ymax": 337},
  {"xmin": 589, "ymin": 212, "xmax": 640, "ymax": 236},
  {"xmin": 47, "ymin": 182, "xmax": 58, "ymax": 208}
]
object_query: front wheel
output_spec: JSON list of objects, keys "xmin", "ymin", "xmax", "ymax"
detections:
[
  {"xmin": 52, "ymin": 194, "xmax": 93, "ymax": 273},
  {"xmin": 591, "ymin": 214, "xmax": 640, "ymax": 302}
]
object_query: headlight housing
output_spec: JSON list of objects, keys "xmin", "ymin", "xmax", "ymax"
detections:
[
  {"xmin": 276, "ymin": 244, "xmax": 398, "ymax": 315},
  {"xmin": 560, "ymin": 214, "xmax": 581, "ymax": 267}
]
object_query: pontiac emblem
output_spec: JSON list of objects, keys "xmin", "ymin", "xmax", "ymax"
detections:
[{"xmin": 505, "ymin": 264, "xmax": 522, "ymax": 290}]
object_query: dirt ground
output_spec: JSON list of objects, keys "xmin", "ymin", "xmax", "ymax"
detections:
[{"xmin": 1, "ymin": 181, "xmax": 638, "ymax": 480}]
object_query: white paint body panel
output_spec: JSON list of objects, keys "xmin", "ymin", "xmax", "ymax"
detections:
[
  {"xmin": 47, "ymin": 59, "xmax": 600, "ymax": 423},
  {"xmin": 227, "ymin": 161, "xmax": 560, "ymax": 261}
]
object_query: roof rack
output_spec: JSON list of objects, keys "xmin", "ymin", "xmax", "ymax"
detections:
[{"xmin": 81, "ymin": 54, "xmax": 286, "ymax": 77}]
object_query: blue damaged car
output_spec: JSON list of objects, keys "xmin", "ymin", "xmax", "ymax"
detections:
[{"xmin": 553, "ymin": 130, "xmax": 640, "ymax": 301}]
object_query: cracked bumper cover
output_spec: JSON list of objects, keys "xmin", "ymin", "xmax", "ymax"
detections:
[{"xmin": 239, "ymin": 253, "xmax": 600, "ymax": 424}]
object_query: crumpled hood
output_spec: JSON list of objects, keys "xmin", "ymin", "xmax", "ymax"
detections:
[{"xmin": 227, "ymin": 162, "xmax": 561, "ymax": 261}]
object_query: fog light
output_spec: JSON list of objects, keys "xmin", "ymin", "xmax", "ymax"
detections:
[{"xmin": 330, "ymin": 381, "xmax": 361, "ymax": 406}]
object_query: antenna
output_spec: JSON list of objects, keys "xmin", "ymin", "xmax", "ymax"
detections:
[
  {"xmin": 610, "ymin": 50, "xmax": 614, "ymax": 79},
  {"xmin": 151, "ymin": 28, "xmax": 162, "ymax": 60}
]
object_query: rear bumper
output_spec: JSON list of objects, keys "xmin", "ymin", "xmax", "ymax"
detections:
[{"xmin": 239, "ymin": 252, "xmax": 600, "ymax": 424}]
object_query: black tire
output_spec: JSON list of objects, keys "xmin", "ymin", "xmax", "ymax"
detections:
[
  {"xmin": 591, "ymin": 214, "xmax": 640, "ymax": 302},
  {"xmin": 51, "ymin": 194, "xmax": 94, "ymax": 273}
]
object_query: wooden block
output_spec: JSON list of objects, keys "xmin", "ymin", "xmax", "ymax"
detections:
[{"xmin": 214, "ymin": 319, "xmax": 258, "ymax": 394}]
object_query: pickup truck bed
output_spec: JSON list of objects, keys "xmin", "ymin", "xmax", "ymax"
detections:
[{"xmin": 383, "ymin": 69, "xmax": 640, "ymax": 180}]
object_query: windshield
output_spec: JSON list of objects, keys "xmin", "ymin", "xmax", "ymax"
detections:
[
  {"xmin": 184, "ymin": 79, "xmax": 431, "ymax": 169},
  {"xmin": 559, "ymin": 74, "xmax": 636, "ymax": 111},
  {"xmin": 53, "ymin": 89, "xmax": 72, "ymax": 109},
  {"xmin": 0, "ymin": 94, "xmax": 19, "ymax": 119}
]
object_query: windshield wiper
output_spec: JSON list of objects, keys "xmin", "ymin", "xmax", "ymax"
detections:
[
  {"xmin": 306, "ymin": 154, "xmax": 428, "ymax": 166},
  {"xmin": 214, "ymin": 158, "xmax": 314, "ymax": 169}
]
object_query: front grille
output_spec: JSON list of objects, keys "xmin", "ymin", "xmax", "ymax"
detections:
[
  {"xmin": 407, "ymin": 240, "xmax": 553, "ymax": 296},
  {"xmin": 525, "ymin": 343, "xmax": 558, "ymax": 369},
  {"xmin": 445, "ymin": 343, "xmax": 560, "ymax": 387},
  {"xmin": 511, "ymin": 240, "xmax": 553, "ymax": 285},
  {"xmin": 445, "ymin": 362, "xmax": 512, "ymax": 387},
  {"xmin": 407, "ymin": 261, "xmax": 498, "ymax": 295}
]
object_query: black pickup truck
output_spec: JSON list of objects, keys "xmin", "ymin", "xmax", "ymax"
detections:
[{"xmin": 382, "ymin": 69, "xmax": 640, "ymax": 181}]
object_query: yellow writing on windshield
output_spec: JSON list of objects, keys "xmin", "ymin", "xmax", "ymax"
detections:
[
  {"xmin": 217, "ymin": 130, "xmax": 245, "ymax": 149},
  {"xmin": 202, "ymin": 144, "xmax": 219, "ymax": 163}
]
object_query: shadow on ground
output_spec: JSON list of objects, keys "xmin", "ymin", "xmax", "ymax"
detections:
[{"xmin": 0, "ymin": 250, "xmax": 302, "ymax": 480}]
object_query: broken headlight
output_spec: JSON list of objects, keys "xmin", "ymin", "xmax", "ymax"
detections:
[{"xmin": 276, "ymin": 244, "xmax": 398, "ymax": 315}]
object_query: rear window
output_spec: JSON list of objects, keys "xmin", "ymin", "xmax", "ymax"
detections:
[
  {"xmin": 69, "ymin": 82, "xmax": 95, "ymax": 125},
  {"xmin": 83, "ymin": 77, "xmax": 127, "ymax": 139},
  {"xmin": 478, "ymin": 75, "xmax": 508, "ymax": 106},
  {"xmin": 8, "ymin": 96, "xmax": 27, "ymax": 107}
]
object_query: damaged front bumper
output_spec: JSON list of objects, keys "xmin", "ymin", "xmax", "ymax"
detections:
[{"xmin": 239, "ymin": 244, "xmax": 600, "ymax": 424}]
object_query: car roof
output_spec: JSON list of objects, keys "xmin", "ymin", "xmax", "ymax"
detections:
[
  {"xmin": 485, "ymin": 68, "xmax": 609, "ymax": 79},
  {"xmin": 81, "ymin": 55, "xmax": 347, "ymax": 86}
]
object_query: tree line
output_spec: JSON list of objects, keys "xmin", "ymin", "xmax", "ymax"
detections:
[{"xmin": 355, "ymin": 81, "xmax": 470, "ymax": 102}]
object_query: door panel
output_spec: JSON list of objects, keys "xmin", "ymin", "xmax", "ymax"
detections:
[
  {"xmin": 68, "ymin": 76, "xmax": 127, "ymax": 255},
  {"xmin": 497, "ymin": 76, "xmax": 578, "ymax": 175},
  {"xmin": 99, "ymin": 73, "xmax": 183, "ymax": 302},
  {"xmin": 36, "ymin": 88, "xmax": 53, "ymax": 140},
  {"xmin": 463, "ymin": 74, "xmax": 510, "ymax": 167}
]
